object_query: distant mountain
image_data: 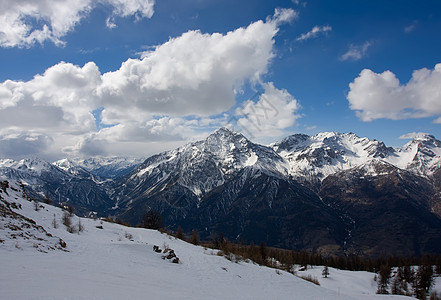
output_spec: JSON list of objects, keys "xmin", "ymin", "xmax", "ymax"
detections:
[
  {"xmin": 111, "ymin": 128, "xmax": 441, "ymax": 256},
  {"xmin": 271, "ymin": 132, "xmax": 441, "ymax": 187},
  {"xmin": 0, "ymin": 158, "xmax": 112, "ymax": 216},
  {"xmin": 111, "ymin": 128, "xmax": 346, "ymax": 252},
  {"xmin": 54, "ymin": 156, "xmax": 145, "ymax": 179},
  {"xmin": 1, "ymin": 128, "xmax": 441, "ymax": 257},
  {"xmin": 270, "ymin": 132, "xmax": 394, "ymax": 189}
]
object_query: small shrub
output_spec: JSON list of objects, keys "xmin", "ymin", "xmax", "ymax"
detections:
[
  {"xmin": 62, "ymin": 211, "xmax": 71, "ymax": 227},
  {"xmin": 52, "ymin": 214, "xmax": 58, "ymax": 228},
  {"xmin": 141, "ymin": 210, "xmax": 163, "ymax": 229},
  {"xmin": 175, "ymin": 226, "xmax": 185, "ymax": 240},
  {"xmin": 43, "ymin": 194, "xmax": 52, "ymax": 204},
  {"xmin": 78, "ymin": 218, "xmax": 84, "ymax": 233},
  {"xmin": 189, "ymin": 229, "xmax": 199, "ymax": 245},
  {"xmin": 299, "ymin": 274, "xmax": 320, "ymax": 286},
  {"xmin": 34, "ymin": 200, "xmax": 40, "ymax": 211}
]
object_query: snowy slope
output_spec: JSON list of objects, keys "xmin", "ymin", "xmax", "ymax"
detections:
[
  {"xmin": 0, "ymin": 178, "xmax": 414, "ymax": 300},
  {"xmin": 0, "ymin": 158, "xmax": 113, "ymax": 215},
  {"xmin": 59, "ymin": 156, "xmax": 145, "ymax": 178},
  {"xmin": 299, "ymin": 266, "xmax": 414, "ymax": 299},
  {"xmin": 271, "ymin": 132, "xmax": 441, "ymax": 183},
  {"xmin": 386, "ymin": 133, "xmax": 441, "ymax": 176},
  {"xmin": 270, "ymin": 132, "xmax": 392, "ymax": 184},
  {"xmin": 121, "ymin": 127, "xmax": 287, "ymax": 198}
]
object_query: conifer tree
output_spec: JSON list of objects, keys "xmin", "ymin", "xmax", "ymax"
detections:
[
  {"xmin": 377, "ymin": 264, "xmax": 391, "ymax": 294},
  {"xmin": 322, "ymin": 266, "xmax": 329, "ymax": 278}
]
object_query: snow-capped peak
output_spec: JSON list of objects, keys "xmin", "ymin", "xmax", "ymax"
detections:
[
  {"xmin": 389, "ymin": 134, "xmax": 441, "ymax": 175},
  {"xmin": 127, "ymin": 128, "xmax": 288, "ymax": 198},
  {"xmin": 0, "ymin": 157, "xmax": 55, "ymax": 175},
  {"xmin": 271, "ymin": 132, "xmax": 393, "ymax": 182},
  {"xmin": 53, "ymin": 158, "xmax": 76, "ymax": 171}
]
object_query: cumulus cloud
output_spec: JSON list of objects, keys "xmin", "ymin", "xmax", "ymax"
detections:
[
  {"xmin": 98, "ymin": 9, "xmax": 297, "ymax": 122},
  {"xmin": 235, "ymin": 82, "xmax": 300, "ymax": 139},
  {"xmin": 0, "ymin": 61, "xmax": 101, "ymax": 133},
  {"xmin": 0, "ymin": 8, "xmax": 298, "ymax": 159},
  {"xmin": 98, "ymin": 22, "xmax": 277, "ymax": 120},
  {"xmin": 0, "ymin": 0, "xmax": 155, "ymax": 48},
  {"xmin": 399, "ymin": 132, "xmax": 429, "ymax": 140},
  {"xmin": 340, "ymin": 41, "xmax": 372, "ymax": 61},
  {"xmin": 296, "ymin": 25, "xmax": 332, "ymax": 41},
  {"xmin": 347, "ymin": 63, "xmax": 441, "ymax": 122}
]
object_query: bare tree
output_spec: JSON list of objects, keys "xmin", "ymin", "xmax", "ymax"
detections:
[
  {"xmin": 52, "ymin": 213, "xmax": 58, "ymax": 228},
  {"xmin": 141, "ymin": 210, "xmax": 163, "ymax": 230}
]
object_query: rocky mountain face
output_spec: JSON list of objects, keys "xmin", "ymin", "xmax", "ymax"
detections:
[
  {"xmin": 1, "ymin": 128, "xmax": 441, "ymax": 257},
  {"xmin": 109, "ymin": 128, "xmax": 346, "ymax": 251},
  {"xmin": 0, "ymin": 158, "xmax": 113, "ymax": 216},
  {"xmin": 320, "ymin": 160, "xmax": 441, "ymax": 257}
]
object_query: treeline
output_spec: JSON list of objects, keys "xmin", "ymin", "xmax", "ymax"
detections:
[{"xmin": 202, "ymin": 234, "xmax": 441, "ymax": 274}]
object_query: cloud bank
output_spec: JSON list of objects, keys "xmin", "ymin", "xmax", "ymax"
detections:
[
  {"xmin": 0, "ymin": 8, "xmax": 300, "ymax": 159},
  {"xmin": 347, "ymin": 63, "xmax": 441, "ymax": 122},
  {"xmin": 0, "ymin": 0, "xmax": 155, "ymax": 48}
]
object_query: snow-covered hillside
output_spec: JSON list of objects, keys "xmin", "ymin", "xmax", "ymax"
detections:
[{"xmin": 0, "ymin": 178, "xmax": 415, "ymax": 299}]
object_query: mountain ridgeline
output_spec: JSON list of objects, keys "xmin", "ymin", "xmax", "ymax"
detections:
[{"xmin": 1, "ymin": 128, "xmax": 441, "ymax": 257}]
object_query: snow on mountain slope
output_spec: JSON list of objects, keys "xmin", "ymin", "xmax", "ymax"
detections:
[
  {"xmin": 125, "ymin": 127, "xmax": 287, "ymax": 198},
  {"xmin": 0, "ymin": 177, "xmax": 67, "ymax": 252},
  {"xmin": 53, "ymin": 158, "xmax": 101, "ymax": 181},
  {"xmin": 65, "ymin": 156, "xmax": 145, "ymax": 178},
  {"xmin": 386, "ymin": 133, "xmax": 441, "ymax": 176},
  {"xmin": 0, "ymin": 157, "xmax": 71, "ymax": 189},
  {"xmin": 0, "ymin": 158, "xmax": 114, "ymax": 215},
  {"xmin": 271, "ymin": 132, "xmax": 393, "ymax": 183},
  {"xmin": 0, "ymin": 157, "xmax": 63, "ymax": 178},
  {"xmin": 0, "ymin": 178, "xmax": 414, "ymax": 300},
  {"xmin": 271, "ymin": 131, "xmax": 441, "ymax": 183}
]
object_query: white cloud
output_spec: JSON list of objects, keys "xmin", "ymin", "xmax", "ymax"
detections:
[
  {"xmin": 97, "ymin": 12, "xmax": 288, "ymax": 122},
  {"xmin": 267, "ymin": 8, "xmax": 298, "ymax": 25},
  {"xmin": 340, "ymin": 41, "xmax": 372, "ymax": 61},
  {"xmin": 399, "ymin": 132, "xmax": 429, "ymax": 140},
  {"xmin": 0, "ymin": 0, "xmax": 155, "ymax": 48},
  {"xmin": 347, "ymin": 63, "xmax": 441, "ymax": 122},
  {"xmin": 0, "ymin": 61, "xmax": 101, "ymax": 133},
  {"xmin": 0, "ymin": 9, "xmax": 297, "ymax": 159},
  {"xmin": 296, "ymin": 25, "xmax": 332, "ymax": 41},
  {"xmin": 235, "ymin": 82, "xmax": 300, "ymax": 139},
  {"xmin": 404, "ymin": 20, "xmax": 418, "ymax": 33}
]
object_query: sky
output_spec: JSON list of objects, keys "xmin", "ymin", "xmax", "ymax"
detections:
[{"xmin": 0, "ymin": 0, "xmax": 441, "ymax": 161}]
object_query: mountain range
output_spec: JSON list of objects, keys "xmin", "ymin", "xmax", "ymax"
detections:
[{"xmin": 1, "ymin": 128, "xmax": 441, "ymax": 257}]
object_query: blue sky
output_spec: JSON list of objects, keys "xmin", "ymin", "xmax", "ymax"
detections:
[{"xmin": 0, "ymin": 0, "xmax": 441, "ymax": 160}]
